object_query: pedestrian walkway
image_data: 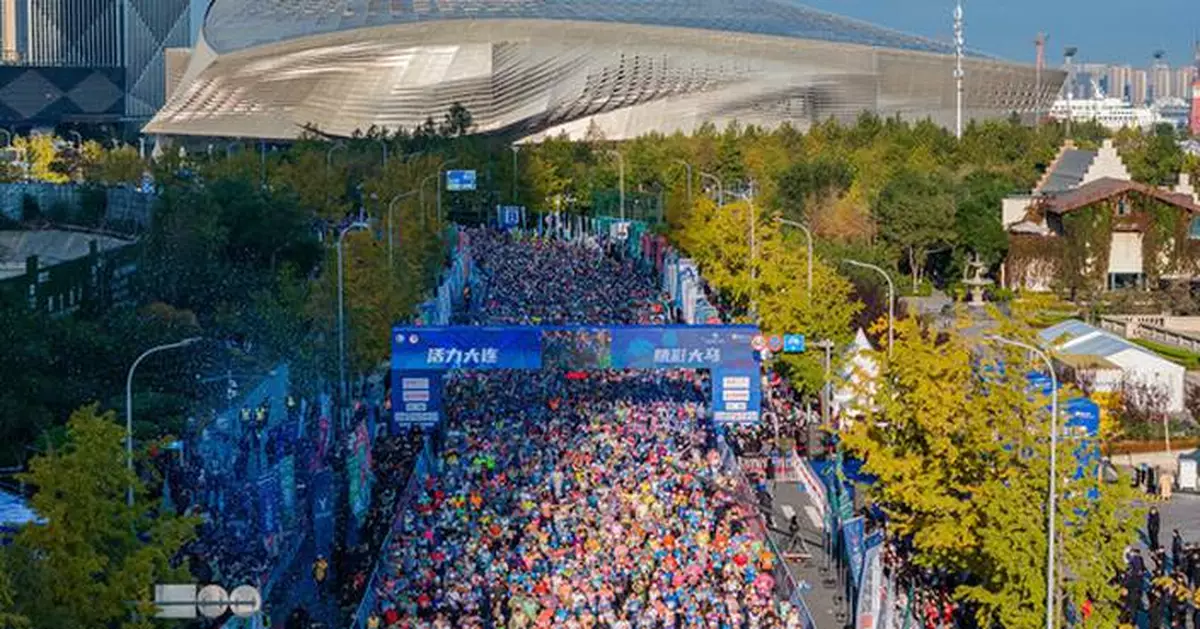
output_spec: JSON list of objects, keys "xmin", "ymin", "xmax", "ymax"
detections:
[
  {"xmin": 768, "ymin": 478, "xmax": 851, "ymax": 629},
  {"xmin": 267, "ymin": 533, "xmax": 341, "ymax": 629}
]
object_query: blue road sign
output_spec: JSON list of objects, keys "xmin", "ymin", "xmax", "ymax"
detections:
[
  {"xmin": 446, "ymin": 170, "xmax": 477, "ymax": 191},
  {"xmin": 783, "ymin": 334, "xmax": 806, "ymax": 353}
]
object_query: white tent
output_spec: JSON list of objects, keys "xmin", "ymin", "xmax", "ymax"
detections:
[
  {"xmin": 1038, "ymin": 319, "xmax": 1187, "ymax": 413},
  {"xmin": 833, "ymin": 328, "xmax": 880, "ymax": 421}
]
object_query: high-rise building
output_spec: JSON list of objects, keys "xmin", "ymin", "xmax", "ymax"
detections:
[
  {"xmin": 25, "ymin": 0, "xmax": 123, "ymax": 67},
  {"xmin": 0, "ymin": 0, "xmax": 189, "ymax": 122},
  {"xmin": 124, "ymin": 0, "xmax": 190, "ymax": 118}
]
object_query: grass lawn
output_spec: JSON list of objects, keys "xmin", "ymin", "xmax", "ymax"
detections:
[{"xmin": 1131, "ymin": 337, "xmax": 1200, "ymax": 369}]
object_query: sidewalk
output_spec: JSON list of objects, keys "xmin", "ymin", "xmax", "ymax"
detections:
[{"xmin": 768, "ymin": 478, "xmax": 851, "ymax": 629}]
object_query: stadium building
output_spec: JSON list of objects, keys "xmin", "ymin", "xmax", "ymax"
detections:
[{"xmin": 145, "ymin": 0, "xmax": 1065, "ymax": 141}]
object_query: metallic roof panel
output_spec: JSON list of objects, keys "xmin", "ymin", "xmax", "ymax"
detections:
[{"xmin": 202, "ymin": 0, "xmax": 976, "ymax": 57}]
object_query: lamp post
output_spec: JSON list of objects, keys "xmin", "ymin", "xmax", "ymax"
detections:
[
  {"xmin": 338, "ymin": 222, "xmax": 370, "ymax": 402},
  {"xmin": 436, "ymin": 158, "xmax": 460, "ymax": 225},
  {"xmin": 388, "ymin": 191, "xmax": 418, "ymax": 270},
  {"xmin": 511, "ymin": 146, "xmax": 520, "ymax": 204},
  {"xmin": 776, "ymin": 218, "xmax": 814, "ymax": 301},
  {"xmin": 987, "ymin": 335, "xmax": 1058, "ymax": 629},
  {"xmin": 126, "ymin": 337, "xmax": 201, "ymax": 507},
  {"xmin": 842, "ymin": 259, "xmax": 894, "ymax": 358},
  {"xmin": 378, "ymin": 138, "xmax": 389, "ymax": 169},
  {"xmin": 699, "ymin": 171, "xmax": 724, "ymax": 206},
  {"xmin": 674, "ymin": 159, "xmax": 693, "ymax": 208},
  {"xmin": 732, "ymin": 183, "xmax": 758, "ymax": 321},
  {"xmin": 326, "ymin": 141, "xmax": 346, "ymax": 206},
  {"xmin": 953, "ymin": 0, "xmax": 965, "ymax": 140}
]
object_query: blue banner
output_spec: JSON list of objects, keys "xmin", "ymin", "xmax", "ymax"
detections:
[
  {"xmin": 347, "ymin": 422, "xmax": 372, "ymax": 523},
  {"xmin": 277, "ymin": 455, "xmax": 296, "ymax": 525},
  {"xmin": 711, "ymin": 367, "xmax": 762, "ymax": 424},
  {"xmin": 257, "ymin": 472, "xmax": 279, "ymax": 536},
  {"xmin": 857, "ymin": 531, "xmax": 885, "ymax": 628},
  {"xmin": 391, "ymin": 372, "xmax": 443, "ymax": 427},
  {"xmin": 842, "ymin": 516, "xmax": 866, "ymax": 587},
  {"xmin": 609, "ymin": 326, "xmax": 759, "ymax": 369},
  {"xmin": 392, "ymin": 325, "xmax": 760, "ymax": 372},
  {"xmin": 310, "ymin": 468, "xmax": 335, "ymax": 559},
  {"xmin": 392, "ymin": 327, "xmax": 543, "ymax": 370}
]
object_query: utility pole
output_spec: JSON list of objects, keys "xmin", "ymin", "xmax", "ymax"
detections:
[
  {"xmin": 954, "ymin": 0, "xmax": 965, "ymax": 140},
  {"xmin": 1034, "ymin": 33, "xmax": 1046, "ymax": 126},
  {"xmin": 1064, "ymin": 47, "xmax": 1078, "ymax": 138}
]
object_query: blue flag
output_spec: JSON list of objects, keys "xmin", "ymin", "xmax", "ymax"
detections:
[
  {"xmin": 310, "ymin": 468, "xmax": 335, "ymax": 559},
  {"xmin": 842, "ymin": 516, "xmax": 866, "ymax": 587}
]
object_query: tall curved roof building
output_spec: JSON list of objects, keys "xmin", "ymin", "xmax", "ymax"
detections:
[{"xmin": 144, "ymin": 0, "xmax": 1065, "ymax": 141}]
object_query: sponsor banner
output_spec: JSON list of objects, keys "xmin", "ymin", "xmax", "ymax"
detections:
[
  {"xmin": 842, "ymin": 517, "xmax": 866, "ymax": 587},
  {"xmin": 712, "ymin": 366, "xmax": 763, "ymax": 424},
  {"xmin": 310, "ymin": 468, "xmax": 335, "ymax": 559},
  {"xmin": 391, "ymin": 372, "xmax": 443, "ymax": 427},
  {"xmin": 857, "ymin": 531, "xmax": 885, "ymax": 628},
  {"xmin": 391, "ymin": 327, "xmax": 543, "ymax": 370},
  {"xmin": 257, "ymin": 473, "xmax": 279, "ymax": 535},
  {"xmin": 277, "ymin": 455, "xmax": 296, "ymax": 525},
  {"xmin": 347, "ymin": 422, "xmax": 372, "ymax": 523},
  {"xmin": 794, "ymin": 457, "xmax": 828, "ymax": 519}
]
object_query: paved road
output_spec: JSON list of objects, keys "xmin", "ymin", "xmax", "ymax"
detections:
[{"xmin": 768, "ymin": 479, "xmax": 852, "ymax": 629}]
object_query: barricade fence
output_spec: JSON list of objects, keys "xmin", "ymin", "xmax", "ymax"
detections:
[{"xmin": 351, "ymin": 436, "xmax": 435, "ymax": 629}]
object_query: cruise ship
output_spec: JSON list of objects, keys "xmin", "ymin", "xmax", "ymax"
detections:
[{"xmin": 1048, "ymin": 80, "xmax": 1163, "ymax": 131}]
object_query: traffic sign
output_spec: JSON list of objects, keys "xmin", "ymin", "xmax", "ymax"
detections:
[
  {"xmin": 446, "ymin": 170, "xmax": 477, "ymax": 191},
  {"xmin": 783, "ymin": 334, "xmax": 805, "ymax": 353},
  {"xmin": 767, "ymin": 335, "xmax": 784, "ymax": 353},
  {"xmin": 751, "ymin": 335, "xmax": 766, "ymax": 352}
]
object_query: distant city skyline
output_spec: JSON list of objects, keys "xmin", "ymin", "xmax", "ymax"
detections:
[{"xmin": 800, "ymin": 0, "xmax": 1198, "ymax": 67}]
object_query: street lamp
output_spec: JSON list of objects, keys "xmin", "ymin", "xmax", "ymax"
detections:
[
  {"xmin": 0, "ymin": 128, "xmax": 11, "ymax": 148},
  {"xmin": 511, "ymin": 146, "xmax": 520, "ymax": 204},
  {"xmin": 126, "ymin": 337, "xmax": 201, "ymax": 507},
  {"xmin": 699, "ymin": 171, "xmax": 724, "ymax": 206},
  {"xmin": 673, "ymin": 159, "xmax": 693, "ymax": 208},
  {"xmin": 67, "ymin": 130, "xmax": 82, "ymax": 148},
  {"xmin": 436, "ymin": 158, "xmax": 460, "ymax": 225},
  {"xmin": 732, "ymin": 184, "xmax": 758, "ymax": 322},
  {"xmin": 776, "ymin": 217, "xmax": 814, "ymax": 301},
  {"xmin": 606, "ymin": 150, "xmax": 625, "ymax": 221},
  {"xmin": 842, "ymin": 259, "xmax": 895, "ymax": 358},
  {"xmin": 326, "ymin": 141, "xmax": 346, "ymax": 206},
  {"xmin": 338, "ymin": 221, "xmax": 370, "ymax": 403},
  {"xmin": 987, "ymin": 335, "xmax": 1058, "ymax": 629},
  {"xmin": 388, "ymin": 191, "xmax": 418, "ymax": 270},
  {"xmin": 377, "ymin": 138, "xmax": 389, "ymax": 169}
]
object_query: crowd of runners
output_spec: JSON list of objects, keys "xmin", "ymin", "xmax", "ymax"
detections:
[{"xmin": 362, "ymin": 229, "xmax": 806, "ymax": 628}]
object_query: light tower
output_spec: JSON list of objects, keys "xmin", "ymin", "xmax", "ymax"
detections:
[
  {"xmin": 1064, "ymin": 47, "xmax": 1078, "ymax": 137},
  {"xmin": 953, "ymin": 0, "xmax": 965, "ymax": 139},
  {"xmin": 1034, "ymin": 33, "xmax": 1047, "ymax": 126},
  {"xmin": 1190, "ymin": 41, "xmax": 1200, "ymax": 136}
]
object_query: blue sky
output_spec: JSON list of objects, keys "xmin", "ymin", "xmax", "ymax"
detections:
[{"xmin": 800, "ymin": 0, "xmax": 1199, "ymax": 66}]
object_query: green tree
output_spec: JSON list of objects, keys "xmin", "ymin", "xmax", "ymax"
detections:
[
  {"xmin": 873, "ymin": 167, "xmax": 958, "ymax": 291},
  {"xmin": 774, "ymin": 156, "xmax": 854, "ymax": 222},
  {"xmin": 4, "ymin": 405, "xmax": 197, "ymax": 629},
  {"xmin": 955, "ymin": 171, "xmax": 1017, "ymax": 269},
  {"xmin": 840, "ymin": 318, "xmax": 1138, "ymax": 628}
]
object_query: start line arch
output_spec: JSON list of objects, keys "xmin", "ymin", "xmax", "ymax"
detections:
[{"xmin": 390, "ymin": 324, "xmax": 763, "ymax": 428}]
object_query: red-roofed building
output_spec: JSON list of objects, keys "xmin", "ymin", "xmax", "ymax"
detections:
[{"xmin": 1002, "ymin": 139, "xmax": 1200, "ymax": 293}]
